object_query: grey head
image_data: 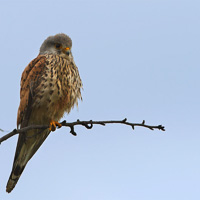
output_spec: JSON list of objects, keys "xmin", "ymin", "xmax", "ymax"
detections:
[{"xmin": 39, "ymin": 33, "xmax": 73, "ymax": 59}]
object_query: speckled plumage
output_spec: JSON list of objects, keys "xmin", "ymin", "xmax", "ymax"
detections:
[{"xmin": 6, "ymin": 34, "xmax": 82, "ymax": 193}]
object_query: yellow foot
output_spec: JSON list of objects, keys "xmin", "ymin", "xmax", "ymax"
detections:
[{"xmin": 49, "ymin": 120, "xmax": 62, "ymax": 131}]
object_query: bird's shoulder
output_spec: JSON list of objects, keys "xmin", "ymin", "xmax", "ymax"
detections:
[{"xmin": 20, "ymin": 55, "xmax": 47, "ymax": 88}]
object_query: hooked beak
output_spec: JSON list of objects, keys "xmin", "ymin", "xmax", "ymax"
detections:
[{"xmin": 63, "ymin": 47, "xmax": 71, "ymax": 56}]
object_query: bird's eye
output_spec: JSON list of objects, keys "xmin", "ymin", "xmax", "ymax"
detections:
[{"xmin": 55, "ymin": 44, "xmax": 61, "ymax": 49}]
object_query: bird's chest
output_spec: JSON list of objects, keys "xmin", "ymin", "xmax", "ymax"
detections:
[
  {"xmin": 35, "ymin": 61, "xmax": 78, "ymax": 111},
  {"xmin": 30, "ymin": 56, "xmax": 82, "ymax": 123},
  {"xmin": 41, "ymin": 67, "xmax": 69, "ymax": 103}
]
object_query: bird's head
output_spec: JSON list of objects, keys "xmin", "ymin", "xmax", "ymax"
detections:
[{"xmin": 39, "ymin": 33, "xmax": 73, "ymax": 59}]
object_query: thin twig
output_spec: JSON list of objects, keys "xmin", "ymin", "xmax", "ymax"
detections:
[{"xmin": 0, "ymin": 118, "xmax": 165, "ymax": 144}]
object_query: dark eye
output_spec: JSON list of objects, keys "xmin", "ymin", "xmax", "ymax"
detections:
[{"xmin": 55, "ymin": 44, "xmax": 61, "ymax": 49}]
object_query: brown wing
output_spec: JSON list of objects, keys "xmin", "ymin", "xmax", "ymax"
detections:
[
  {"xmin": 17, "ymin": 55, "xmax": 46, "ymax": 128},
  {"xmin": 6, "ymin": 55, "xmax": 48, "ymax": 193},
  {"xmin": 14, "ymin": 55, "xmax": 47, "ymax": 162}
]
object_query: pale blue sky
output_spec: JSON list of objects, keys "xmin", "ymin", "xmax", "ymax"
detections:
[{"xmin": 0, "ymin": 0, "xmax": 200, "ymax": 199}]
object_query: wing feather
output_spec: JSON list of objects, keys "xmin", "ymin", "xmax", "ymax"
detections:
[
  {"xmin": 17, "ymin": 55, "xmax": 46, "ymax": 127},
  {"xmin": 6, "ymin": 55, "xmax": 48, "ymax": 193}
]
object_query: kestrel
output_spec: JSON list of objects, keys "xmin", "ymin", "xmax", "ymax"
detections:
[{"xmin": 6, "ymin": 33, "xmax": 83, "ymax": 193}]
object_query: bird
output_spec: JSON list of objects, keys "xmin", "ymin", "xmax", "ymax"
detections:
[{"xmin": 6, "ymin": 33, "xmax": 83, "ymax": 193}]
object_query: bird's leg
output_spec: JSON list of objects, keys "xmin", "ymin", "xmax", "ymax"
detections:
[{"xmin": 49, "ymin": 120, "xmax": 62, "ymax": 131}]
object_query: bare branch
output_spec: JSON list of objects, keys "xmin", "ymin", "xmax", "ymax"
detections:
[{"xmin": 0, "ymin": 118, "xmax": 165, "ymax": 144}]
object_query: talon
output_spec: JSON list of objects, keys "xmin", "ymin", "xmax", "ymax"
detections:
[{"xmin": 49, "ymin": 120, "xmax": 62, "ymax": 131}]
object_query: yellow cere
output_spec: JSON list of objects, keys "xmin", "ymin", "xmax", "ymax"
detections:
[{"xmin": 65, "ymin": 47, "xmax": 70, "ymax": 51}]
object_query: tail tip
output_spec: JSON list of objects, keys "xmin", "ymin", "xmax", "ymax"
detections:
[
  {"xmin": 6, "ymin": 179, "xmax": 17, "ymax": 193},
  {"xmin": 6, "ymin": 186, "xmax": 13, "ymax": 193},
  {"xmin": 6, "ymin": 187, "xmax": 12, "ymax": 193}
]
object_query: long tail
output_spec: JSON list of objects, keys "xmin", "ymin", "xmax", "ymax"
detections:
[{"xmin": 6, "ymin": 128, "xmax": 50, "ymax": 193}]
